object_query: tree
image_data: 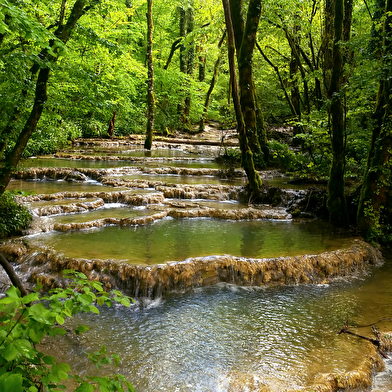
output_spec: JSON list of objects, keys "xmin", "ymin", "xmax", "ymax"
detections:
[
  {"xmin": 221, "ymin": 0, "xmax": 262, "ymax": 196},
  {"xmin": 229, "ymin": 0, "xmax": 268, "ymax": 166},
  {"xmin": 0, "ymin": 0, "xmax": 102, "ymax": 196},
  {"xmin": 144, "ymin": 0, "xmax": 155, "ymax": 150},
  {"xmin": 325, "ymin": 0, "xmax": 352, "ymax": 227},
  {"xmin": 357, "ymin": 0, "xmax": 392, "ymax": 239}
]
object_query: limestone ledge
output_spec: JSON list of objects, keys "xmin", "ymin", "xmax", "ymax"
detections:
[{"xmin": 0, "ymin": 239, "xmax": 382, "ymax": 299}]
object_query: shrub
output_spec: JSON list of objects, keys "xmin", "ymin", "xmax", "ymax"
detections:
[
  {"xmin": 0, "ymin": 192, "xmax": 33, "ymax": 238},
  {"xmin": 0, "ymin": 270, "xmax": 135, "ymax": 392}
]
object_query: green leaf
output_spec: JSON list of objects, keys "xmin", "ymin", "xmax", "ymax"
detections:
[
  {"xmin": 56, "ymin": 314, "xmax": 65, "ymax": 325},
  {"xmin": 89, "ymin": 305, "xmax": 100, "ymax": 314},
  {"xmin": 75, "ymin": 382, "xmax": 94, "ymax": 392},
  {"xmin": 15, "ymin": 338, "xmax": 33, "ymax": 358},
  {"xmin": 0, "ymin": 373, "xmax": 23, "ymax": 392},
  {"xmin": 43, "ymin": 355, "xmax": 56, "ymax": 365},
  {"xmin": 2, "ymin": 343, "xmax": 20, "ymax": 361}
]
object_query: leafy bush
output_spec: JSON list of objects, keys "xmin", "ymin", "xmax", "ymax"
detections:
[
  {"xmin": 0, "ymin": 270, "xmax": 135, "ymax": 392},
  {"xmin": 0, "ymin": 192, "xmax": 33, "ymax": 238},
  {"xmin": 267, "ymin": 140, "xmax": 302, "ymax": 171}
]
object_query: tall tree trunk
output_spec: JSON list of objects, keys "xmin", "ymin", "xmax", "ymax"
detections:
[
  {"xmin": 357, "ymin": 0, "xmax": 392, "ymax": 238},
  {"xmin": 221, "ymin": 0, "xmax": 262, "ymax": 196},
  {"xmin": 0, "ymin": 0, "xmax": 96, "ymax": 195},
  {"xmin": 229, "ymin": 0, "xmax": 268, "ymax": 165},
  {"xmin": 326, "ymin": 0, "xmax": 349, "ymax": 227},
  {"xmin": 144, "ymin": 0, "xmax": 154, "ymax": 150}
]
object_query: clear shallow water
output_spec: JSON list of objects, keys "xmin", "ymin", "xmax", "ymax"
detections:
[
  {"xmin": 40, "ymin": 205, "xmax": 155, "ymax": 224},
  {"xmin": 117, "ymin": 173, "xmax": 246, "ymax": 186},
  {"xmin": 48, "ymin": 259, "xmax": 392, "ymax": 392},
  {"xmin": 26, "ymin": 218, "xmax": 353, "ymax": 264},
  {"xmin": 19, "ymin": 157, "xmax": 221, "ymax": 169},
  {"xmin": 66, "ymin": 145, "xmax": 192, "ymax": 157},
  {"xmin": 6, "ymin": 179, "xmax": 129, "ymax": 194}
]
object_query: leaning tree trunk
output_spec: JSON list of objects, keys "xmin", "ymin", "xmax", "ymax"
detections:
[
  {"xmin": 221, "ymin": 0, "xmax": 262, "ymax": 197},
  {"xmin": 0, "ymin": 0, "xmax": 95, "ymax": 196},
  {"xmin": 326, "ymin": 0, "xmax": 350, "ymax": 227},
  {"xmin": 357, "ymin": 0, "xmax": 392, "ymax": 238},
  {"xmin": 184, "ymin": 2, "xmax": 194, "ymax": 120},
  {"xmin": 144, "ymin": 0, "xmax": 154, "ymax": 150},
  {"xmin": 199, "ymin": 31, "xmax": 226, "ymax": 131}
]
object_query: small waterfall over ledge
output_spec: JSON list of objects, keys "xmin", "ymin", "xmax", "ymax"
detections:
[{"xmin": 0, "ymin": 239, "xmax": 382, "ymax": 299}]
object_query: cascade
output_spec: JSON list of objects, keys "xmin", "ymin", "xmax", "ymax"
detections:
[{"xmin": 2, "ymin": 131, "xmax": 392, "ymax": 392}]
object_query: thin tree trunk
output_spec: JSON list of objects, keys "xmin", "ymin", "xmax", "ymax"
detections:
[
  {"xmin": 327, "ymin": 0, "xmax": 349, "ymax": 227},
  {"xmin": 0, "ymin": 253, "xmax": 29, "ymax": 297},
  {"xmin": 164, "ymin": 38, "xmax": 181, "ymax": 70},
  {"xmin": 221, "ymin": 0, "xmax": 262, "ymax": 196},
  {"xmin": 199, "ymin": 31, "xmax": 226, "ymax": 131},
  {"xmin": 184, "ymin": 2, "xmax": 194, "ymax": 120},
  {"xmin": 144, "ymin": 0, "xmax": 154, "ymax": 150}
]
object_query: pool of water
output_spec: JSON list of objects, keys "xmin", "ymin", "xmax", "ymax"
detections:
[
  {"xmin": 26, "ymin": 218, "xmax": 353, "ymax": 264},
  {"xmin": 46, "ymin": 258, "xmax": 392, "ymax": 392},
  {"xmin": 117, "ymin": 173, "xmax": 246, "ymax": 186},
  {"xmin": 40, "ymin": 205, "xmax": 154, "ymax": 224},
  {"xmin": 66, "ymin": 145, "xmax": 192, "ymax": 157},
  {"xmin": 19, "ymin": 157, "xmax": 222, "ymax": 169},
  {"xmin": 6, "ymin": 179, "xmax": 130, "ymax": 194}
]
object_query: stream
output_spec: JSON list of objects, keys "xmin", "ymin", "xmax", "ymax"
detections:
[{"xmin": 4, "ymin": 134, "xmax": 392, "ymax": 391}]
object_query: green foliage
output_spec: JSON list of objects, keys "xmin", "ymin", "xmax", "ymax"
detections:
[
  {"xmin": 0, "ymin": 191, "xmax": 32, "ymax": 238},
  {"xmin": 267, "ymin": 140, "xmax": 303, "ymax": 171},
  {"xmin": 0, "ymin": 270, "xmax": 135, "ymax": 392}
]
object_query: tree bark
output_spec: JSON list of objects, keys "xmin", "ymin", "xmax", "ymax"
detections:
[
  {"xmin": 144, "ymin": 0, "xmax": 154, "ymax": 150},
  {"xmin": 357, "ymin": 0, "xmax": 392, "ymax": 237},
  {"xmin": 326, "ymin": 0, "xmax": 350, "ymax": 227},
  {"xmin": 221, "ymin": 0, "xmax": 262, "ymax": 196},
  {"xmin": 0, "ymin": 253, "xmax": 29, "ymax": 297},
  {"xmin": 229, "ymin": 0, "xmax": 268, "ymax": 165}
]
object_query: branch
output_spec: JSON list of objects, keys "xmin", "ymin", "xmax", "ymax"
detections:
[
  {"xmin": 0, "ymin": 253, "xmax": 29, "ymax": 297},
  {"xmin": 164, "ymin": 38, "xmax": 182, "ymax": 70},
  {"xmin": 338, "ymin": 320, "xmax": 389, "ymax": 359}
]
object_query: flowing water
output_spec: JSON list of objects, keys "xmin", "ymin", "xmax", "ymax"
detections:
[
  {"xmin": 45, "ymin": 258, "xmax": 392, "ymax": 392},
  {"xmin": 6, "ymin": 139, "xmax": 392, "ymax": 391}
]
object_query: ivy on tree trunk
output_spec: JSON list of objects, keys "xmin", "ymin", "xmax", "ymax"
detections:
[{"xmin": 221, "ymin": 0, "xmax": 262, "ymax": 197}]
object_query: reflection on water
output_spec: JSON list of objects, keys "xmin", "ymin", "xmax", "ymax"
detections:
[
  {"xmin": 27, "ymin": 218, "xmax": 353, "ymax": 264},
  {"xmin": 49, "ymin": 259, "xmax": 392, "ymax": 392}
]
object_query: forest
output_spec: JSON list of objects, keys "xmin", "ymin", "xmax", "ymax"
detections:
[
  {"xmin": 1, "ymin": 1, "xmax": 392, "ymax": 391},
  {"xmin": 0, "ymin": 0, "xmax": 391, "ymax": 240}
]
